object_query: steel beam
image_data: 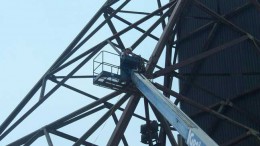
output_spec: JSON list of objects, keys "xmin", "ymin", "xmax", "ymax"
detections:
[
  {"xmin": 118, "ymin": 10, "xmax": 158, "ymax": 16},
  {"xmin": 131, "ymin": 6, "xmax": 173, "ymax": 49},
  {"xmin": 5, "ymin": 92, "xmax": 121, "ymax": 145},
  {"xmin": 249, "ymin": 0, "xmax": 260, "ymax": 11},
  {"xmin": 54, "ymin": 75, "xmax": 96, "ymax": 79},
  {"xmin": 153, "ymin": 35, "xmax": 249, "ymax": 78},
  {"xmin": 146, "ymin": 0, "xmax": 189, "ymax": 73},
  {"xmin": 50, "ymin": 48, "xmax": 97, "ymax": 74},
  {"xmin": 107, "ymin": 40, "xmax": 122, "ymax": 54},
  {"xmin": 157, "ymin": 0, "xmax": 167, "ymax": 29},
  {"xmin": 23, "ymin": 131, "xmax": 43, "ymax": 146},
  {"xmin": 50, "ymin": 79, "xmax": 145, "ymax": 121},
  {"xmin": 193, "ymin": 0, "xmax": 260, "ymax": 53},
  {"xmin": 111, "ymin": 114, "xmax": 128, "ymax": 146},
  {"xmin": 73, "ymin": 94, "xmax": 130, "ymax": 146},
  {"xmin": 44, "ymin": 129, "xmax": 54, "ymax": 146},
  {"xmin": 154, "ymin": 83, "xmax": 260, "ymax": 134},
  {"xmin": 159, "ymin": 2, "xmax": 175, "ymax": 141},
  {"xmin": 180, "ymin": 22, "xmax": 219, "ymax": 98},
  {"xmin": 39, "ymin": 77, "xmax": 47, "ymax": 99},
  {"xmin": 221, "ymin": 132, "xmax": 250, "ymax": 146},
  {"xmin": 175, "ymin": 2, "xmax": 251, "ymax": 45},
  {"xmin": 56, "ymin": 106, "xmax": 106, "ymax": 130},
  {"xmin": 190, "ymin": 84, "xmax": 260, "ymax": 124},
  {"xmin": 112, "ymin": 14, "xmax": 160, "ymax": 41},
  {"xmin": 7, "ymin": 131, "xmax": 41, "ymax": 146},
  {"xmin": 207, "ymin": 104, "xmax": 226, "ymax": 136},
  {"xmin": 48, "ymin": 91, "xmax": 122, "ymax": 129},
  {"xmin": 50, "ymin": 130, "xmax": 96, "ymax": 146},
  {"xmin": 172, "ymin": 71, "xmax": 223, "ymax": 105},
  {"xmin": 107, "ymin": 95, "xmax": 140, "ymax": 146}
]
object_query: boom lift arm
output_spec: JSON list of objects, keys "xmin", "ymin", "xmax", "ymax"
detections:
[{"xmin": 131, "ymin": 71, "xmax": 218, "ymax": 146}]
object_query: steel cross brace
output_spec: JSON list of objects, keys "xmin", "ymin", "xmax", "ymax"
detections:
[
  {"xmin": 153, "ymin": 35, "xmax": 249, "ymax": 78},
  {"xmin": 153, "ymin": 83, "xmax": 260, "ymax": 138}
]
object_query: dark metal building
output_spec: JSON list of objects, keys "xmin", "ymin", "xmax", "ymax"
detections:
[{"xmin": 178, "ymin": 0, "xmax": 260, "ymax": 145}]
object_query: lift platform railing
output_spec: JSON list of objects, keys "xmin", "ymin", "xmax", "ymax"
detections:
[
  {"xmin": 93, "ymin": 51, "xmax": 120, "ymax": 75},
  {"xmin": 93, "ymin": 51, "xmax": 125, "ymax": 90}
]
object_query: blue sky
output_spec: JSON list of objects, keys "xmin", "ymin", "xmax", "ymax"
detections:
[
  {"xmin": 0, "ymin": 1, "xmax": 176, "ymax": 145},
  {"xmin": 0, "ymin": 1, "xmax": 109, "ymax": 145}
]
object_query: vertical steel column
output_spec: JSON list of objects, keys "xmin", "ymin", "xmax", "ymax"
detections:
[{"xmin": 146, "ymin": 0, "xmax": 189, "ymax": 73}]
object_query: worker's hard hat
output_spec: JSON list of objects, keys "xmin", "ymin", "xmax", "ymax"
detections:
[{"xmin": 126, "ymin": 47, "xmax": 132, "ymax": 51}]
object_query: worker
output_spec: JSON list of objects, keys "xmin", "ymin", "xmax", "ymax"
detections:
[
  {"xmin": 121, "ymin": 47, "xmax": 133, "ymax": 57},
  {"xmin": 120, "ymin": 47, "xmax": 144, "ymax": 83},
  {"xmin": 120, "ymin": 47, "xmax": 133, "ymax": 83}
]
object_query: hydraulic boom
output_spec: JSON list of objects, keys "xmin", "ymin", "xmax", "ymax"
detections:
[{"xmin": 131, "ymin": 71, "xmax": 218, "ymax": 146}]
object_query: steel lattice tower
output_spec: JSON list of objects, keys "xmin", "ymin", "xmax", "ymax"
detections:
[{"xmin": 1, "ymin": 0, "xmax": 260, "ymax": 145}]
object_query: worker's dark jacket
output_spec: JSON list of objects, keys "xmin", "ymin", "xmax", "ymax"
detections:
[{"xmin": 120, "ymin": 52, "xmax": 143, "ymax": 82}]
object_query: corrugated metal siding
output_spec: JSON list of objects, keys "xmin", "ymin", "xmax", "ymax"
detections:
[{"xmin": 177, "ymin": 0, "xmax": 260, "ymax": 145}]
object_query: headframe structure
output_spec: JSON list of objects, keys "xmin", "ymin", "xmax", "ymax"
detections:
[{"xmin": 1, "ymin": 0, "xmax": 260, "ymax": 145}]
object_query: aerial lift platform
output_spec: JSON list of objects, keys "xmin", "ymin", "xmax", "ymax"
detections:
[{"xmin": 93, "ymin": 51, "xmax": 218, "ymax": 146}]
